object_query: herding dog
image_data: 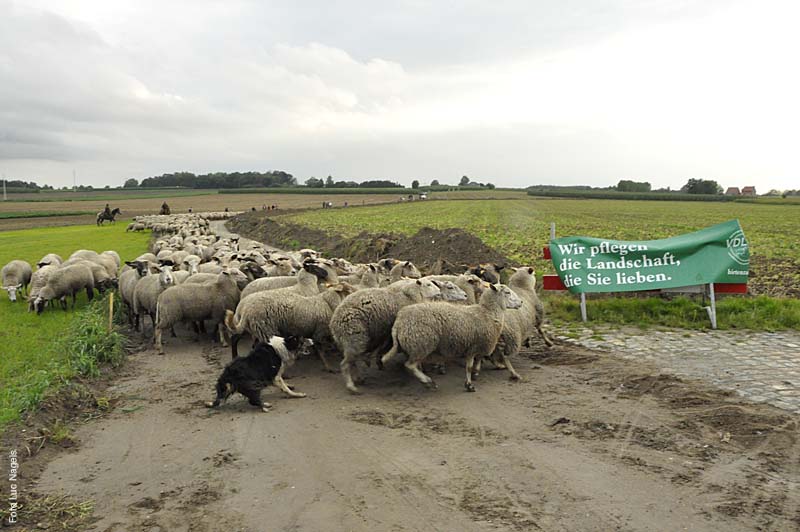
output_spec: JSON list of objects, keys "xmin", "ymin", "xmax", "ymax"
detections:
[{"xmin": 205, "ymin": 336, "xmax": 305, "ymax": 412}]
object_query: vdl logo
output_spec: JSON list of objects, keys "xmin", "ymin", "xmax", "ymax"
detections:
[{"xmin": 726, "ymin": 229, "xmax": 749, "ymax": 265}]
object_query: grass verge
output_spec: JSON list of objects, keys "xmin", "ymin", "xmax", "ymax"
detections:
[
  {"xmin": 545, "ymin": 294, "xmax": 800, "ymax": 331},
  {"xmin": 0, "ymin": 211, "xmax": 95, "ymax": 219},
  {"xmin": 0, "ymin": 223, "xmax": 148, "ymax": 433}
]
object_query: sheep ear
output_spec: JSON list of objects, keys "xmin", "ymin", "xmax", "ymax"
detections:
[
  {"xmin": 124, "ymin": 261, "xmax": 136, "ymax": 267},
  {"xmin": 405, "ymin": 261, "xmax": 410, "ymax": 266},
  {"xmin": 37, "ymin": 262, "xmax": 48, "ymax": 268},
  {"xmin": 416, "ymin": 279, "xmax": 422, "ymax": 285},
  {"xmin": 431, "ymin": 280, "xmax": 441, "ymax": 288},
  {"xmin": 489, "ymin": 283, "xmax": 498, "ymax": 291},
  {"xmin": 528, "ymin": 267, "xmax": 534, "ymax": 274},
  {"xmin": 230, "ymin": 254, "xmax": 238, "ymax": 260}
]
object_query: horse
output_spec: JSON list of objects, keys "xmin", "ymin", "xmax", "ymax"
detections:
[{"xmin": 96, "ymin": 207, "xmax": 122, "ymax": 226}]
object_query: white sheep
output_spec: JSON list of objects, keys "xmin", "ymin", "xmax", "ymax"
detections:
[
  {"xmin": 2, "ymin": 260, "xmax": 32, "ymax": 302},
  {"xmin": 331, "ymin": 279, "xmax": 444, "ymax": 394},
  {"xmin": 27, "ymin": 264, "xmax": 57, "ymax": 311},
  {"xmin": 239, "ymin": 261, "xmax": 336, "ymax": 300},
  {"xmin": 37, "ymin": 254, "xmax": 63, "ymax": 267},
  {"xmin": 118, "ymin": 260, "xmax": 151, "ymax": 329},
  {"xmin": 133, "ymin": 264, "xmax": 176, "ymax": 334},
  {"xmin": 225, "ymin": 282, "xmax": 358, "ymax": 373},
  {"xmin": 154, "ymin": 269, "xmax": 241, "ymax": 354},
  {"xmin": 33, "ymin": 263, "xmax": 95, "ymax": 313},
  {"xmin": 381, "ymin": 283, "xmax": 523, "ymax": 392}
]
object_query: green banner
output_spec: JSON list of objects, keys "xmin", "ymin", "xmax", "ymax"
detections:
[{"xmin": 549, "ymin": 219, "xmax": 749, "ymax": 294}]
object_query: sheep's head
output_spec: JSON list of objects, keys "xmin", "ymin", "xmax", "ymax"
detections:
[
  {"xmin": 415, "ymin": 278, "xmax": 441, "ymax": 300},
  {"xmin": 399, "ymin": 261, "xmax": 421, "ymax": 279},
  {"xmin": 377, "ymin": 258, "xmax": 399, "ymax": 273},
  {"xmin": 158, "ymin": 264, "xmax": 175, "ymax": 287},
  {"xmin": 4, "ymin": 284, "xmax": 21, "ymax": 302},
  {"xmin": 469, "ymin": 263, "xmax": 504, "ymax": 284},
  {"xmin": 508, "ymin": 266, "xmax": 536, "ymax": 290},
  {"xmin": 487, "ymin": 283, "xmax": 523, "ymax": 310},
  {"xmin": 431, "ymin": 280, "xmax": 468, "ymax": 302}
]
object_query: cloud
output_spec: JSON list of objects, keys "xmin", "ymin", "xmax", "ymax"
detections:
[{"xmin": 0, "ymin": 0, "xmax": 798, "ymax": 191}]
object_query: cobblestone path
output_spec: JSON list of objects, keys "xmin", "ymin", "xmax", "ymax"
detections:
[{"xmin": 557, "ymin": 327, "xmax": 800, "ymax": 413}]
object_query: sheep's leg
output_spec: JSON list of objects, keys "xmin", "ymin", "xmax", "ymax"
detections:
[
  {"xmin": 538, "ymin": 325, "xmax": 554, "ymax": 348},
  {"xmin": 71, "ymin": 293, "xmax": 77, "ymax": 309},
  {"xmin": 404, "ymin": 358, "xmax": 437, "ymax": 389},
  {"xmin": 464, "ymin": 354, "xmax": 477, "ymax": 392},
  {"xmin": 471, "ymin": 356, "xmax": 484, "ymax": 380},
  {"xmin": 218, "ymin": 322, "xmax": 229, "ymax": 347},
  {"xmin": 501, "ymin": 355, "xmax": 523, "ymax": 381},
  {"xmin": 341, "ymin": 350, "xmax": 361, "ymax": 394},
  {"xmin": 154, "ymin": 327, "xmax": 165, "ymax": 355},
  {"xmin": 230, "ymin": 333, "xmax": 242, "ymax": 359},
  {"xmin": 315, "ymin": 344, "xmax": 338, "ymax": 373}
]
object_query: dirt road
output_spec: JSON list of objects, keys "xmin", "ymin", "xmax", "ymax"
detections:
[{"xmin": 29, "ymin": 331, "xmax": 799, "ymax": 532}]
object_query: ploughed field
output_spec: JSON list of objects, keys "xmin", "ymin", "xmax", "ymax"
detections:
[{"xmin": 274, "ymin": 198, "xmax": 800, "ymax": 298}]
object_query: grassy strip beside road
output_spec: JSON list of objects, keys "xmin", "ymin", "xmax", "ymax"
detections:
[
  {"xmin": 0, "ymin": 210, "xmax": 95, "ymax": 219},
  {"xmin": 281, "ymin": 198, "xmax": 800, "ymax": 330},
  {"xmin": 0, "ymin": 223, "xmax": 148, "ymax": 432}
]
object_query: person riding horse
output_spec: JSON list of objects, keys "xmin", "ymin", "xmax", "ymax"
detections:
[
  {"xmin": 96, "ymin": 204, "xmax": 121, "ymax": 225},
  {"xmin": 160, "ymin": 201, "xmax": 171, "ymax": 215}
]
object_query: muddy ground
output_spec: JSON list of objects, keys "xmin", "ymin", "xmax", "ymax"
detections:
[
  {"xmin": 3, "ymin": 330, "xmax": 799, "ymax": 532},
  {"xmin": 230, "ymin": 213, "xmax": 511, "ymax": 273}
]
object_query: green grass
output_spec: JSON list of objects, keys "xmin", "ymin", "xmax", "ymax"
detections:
[
  {"xmin": 0, "ymin": 223, "xmax": 148, "ymax": 431},
  {"xmin": 0, "ymin": 210, "xmax": 94, "ymax": 219},
  {"xmin": 281, "ymin": 198, "xmax": 800, "ymax": 330}
]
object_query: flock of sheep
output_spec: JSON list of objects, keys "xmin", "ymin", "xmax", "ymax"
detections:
[{"xmin": 2, "ymin": 211, "xmax": 553, "ymax": 405}]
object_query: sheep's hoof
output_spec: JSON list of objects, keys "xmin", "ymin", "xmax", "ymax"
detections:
[
  {"xmin": 204, "ymin": 401, "xmax": 216, "ymax": 408},
  {"xmin": 464, "ymin": 382, "xmax": 476, "ymax": 392},
  {"xmin": 346, "ymin": 385, "xmax": 362, "ymax": 395},
  {"xmin": 509, "ymin": 374, "xmax": 523, "ymax": 382},
  {"xmin": 424, "ymin": 380, "xmax": 438, "ymax": 390}
]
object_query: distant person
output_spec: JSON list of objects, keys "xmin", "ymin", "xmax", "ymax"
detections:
[
  {"xmin": 160, "ymin": 201, "xmax": 171, "ymax": 215},
  {"xmin": 251, "ymin": 207, "xmax": 256, "ymax": 212},
  {"xmin": 344, "ymin": 201, "xmax": 348, "ymax": 207},
  {"xmin": 188, "ymin": 207, "xmax": 193, "ymax": 213},
  {"xmin": 225, "ymin": 207, "xmax": 229, "ymax": 212},
  {"xmin": 262, "ymin": 204, "xmax": 267, "ymax": 210},
  {"xmin": 103, "ymin": 203, "xmax": 112, "ymax": 218}
]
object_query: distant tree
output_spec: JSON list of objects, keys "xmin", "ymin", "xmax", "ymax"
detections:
[
  {"xmin": 325, "ymin": 175, "xmax": 335, "ymax": 188},
  {"xmin": 123, "ymin": 178, "xmax": 139, "ymax": 188},
  {"xmin": 681, "ymin": 178, "xmax": 722, "ymax": 195},
  {"xmin": 616, "ymin": 179, "xmax": 651, "ymax": 192},
  {"xmin": 430, "ymin": 179, "xmax": 440, "ymax": 186},
  {"xmin": 358, "ymin": 180, "xmax": 401, "ymax": 188},
  {"xmin": 486, "ymin": 183, "xmax": 495, "ymax": 189},
  {"xmin": 764, "ymin": 189, "xmax": 782, "ymax": 197},
  {"xmin": 459, "ymin": 175, "xmax": 470, "ymax": 186},
  {"xmin": 411, "ymin": 180, "xmax": 419, "ymax": 189},
  {"xmin": 305, "ymin": 177, "xmax": 324, "ymax": 188}
]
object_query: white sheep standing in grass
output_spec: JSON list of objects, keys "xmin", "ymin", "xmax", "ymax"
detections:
[
  {"xmin": 2, "ymin": 260, "xmax": 32, "ymax": 302},
  {"xmin": 27, "ymin": 264, "xmax": 58, "ymax": 312},
  {"xmin": 381, "ymin": 283, "xmax": 523, "ymax": 392},
  {"xmin": 33, "ymin": 263, "xmax": 95, "ymax": 313}
]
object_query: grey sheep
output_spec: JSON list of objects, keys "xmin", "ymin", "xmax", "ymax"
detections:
[
  {"xmin": 331, "ymin": 278, "xmax": 444, "ymax": 394},
  {"xmin": 61, "ymin": 258, "xmax": 116, "ymax": 292},
  {"xmin": 380, "ymin": 261, "xmax": 421, "ymax": 286},
  {"xmin": 239, "ymin": 261, "xmax": 336, "ymax": 300},
  {"xmin": 37, "ymin": 254, "xmax": 63, "ymax": 267},
  {"xmin": 27, "ymin": 264, "xmax": 58, "ymax": 312},
  {"xmin": 154, "ymin": 269, "xmax": 241, "ymax": 354},
  {"xmin": 381, "ymin": 283, "xmax": 523, "ymax": 392},
  {"xmin": 133, "ymin": 264, "xmax": 176, "ymax": 334},
  {"xmin": 423, "ymin": 273, "xmax": 486, "ymax": 304},
  {"xmin": 2, "ymin": 260, "xmax": 32, "ymax": 302},
  {"xmin": 225, "ymin": 283, "xmax": 358, "ymax": 375},
  {"xmin": 33, "ymin": 263, "xmax": 95, "ymax": 313},
  {"xmin": 482, "ymin": 267, "xmax": 554, "ymax": 379},
  {"xmin": 119, "ymin": 260, "xmax": 151, "ymax": 329}
]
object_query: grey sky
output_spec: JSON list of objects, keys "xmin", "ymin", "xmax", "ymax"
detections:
[{"xmin": 0, "ymin": 0, "xmax": 797, "ymax": 191}]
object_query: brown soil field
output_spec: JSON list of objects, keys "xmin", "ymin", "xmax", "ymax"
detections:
[{"xmin": 0, "ymin": 193, "xmax": 401, "ymax": 231}]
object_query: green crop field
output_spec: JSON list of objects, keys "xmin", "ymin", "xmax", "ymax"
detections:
[
  {"xmin": 0, "ymin": 223, "xmax": 149, "ymax": 431},
  {"xmin": 280, "ymin": 198, "xmax": 800, "ymax": 330}
]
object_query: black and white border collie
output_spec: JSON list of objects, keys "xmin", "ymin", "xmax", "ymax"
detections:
[{"xmin": 205, "ymin": 335, "xmax": 305, "ymax": 413}]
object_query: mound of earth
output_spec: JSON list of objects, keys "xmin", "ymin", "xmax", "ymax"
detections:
[{"xmin": 229, "ymin": 212, "xmax": 512, "ymax": 273}]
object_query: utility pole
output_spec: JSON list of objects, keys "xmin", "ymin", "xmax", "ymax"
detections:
[
  {"xmin": 73, "ymin": 169, "xmax": 77, "ymax": 192},
  {"xmin": 2, "ymin": 174, "xmax": 6, "ymax": 201}
]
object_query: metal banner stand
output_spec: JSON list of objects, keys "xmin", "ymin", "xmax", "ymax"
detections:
[{"xmin": 550, "ymin": 222, "xmax": 588, "ymax": 322}]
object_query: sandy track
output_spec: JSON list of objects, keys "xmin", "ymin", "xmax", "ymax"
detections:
[{"xmin": 32, "ymin": 330, "xmax": 799, "ymax": 532}]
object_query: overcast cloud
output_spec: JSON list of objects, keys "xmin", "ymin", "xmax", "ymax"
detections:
[{"xmin": 1, "ymin": 0, "xmax": 798, "ymax": 190}]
